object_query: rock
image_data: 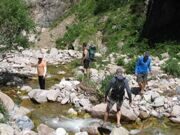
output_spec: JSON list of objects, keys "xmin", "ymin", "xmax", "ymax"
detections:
[
  {"xmin": 21, "ymin": 85, "xmax": 32, "ymax": 92},
  {"xmin": 153, "ymin": 96, "xmax": 165, "ymax": 107},
  {"xmin": 0, "ymin": 124, "xmax": 14, "ymax": 135},
  {"xmin": 151, "ymin": 110, "xmax": 159, "ymax": 118},
  {"xmin": 129, "ymin": 129, "xmax": 141, "ymax": 135},
  {"xmin": 75, "ymin": 132, "xmax": 88, "ymax": 135},
  {"xmin": 170, "ymin": 117, "xmax": 180, "ymax": 124},
  {"xmin": 56, "ymin": 128, "xmax": 67, "ymax": 135},
  {"xmin": 106, "ymin": 64, "xmax": 121, "ymax": 74},
  {"xmin": 47, "ymin": 90, "xmax": 61, "ymax": 101},
  {"xmin": 50, "ymin": 48, "xmax": 59, "ymax": 56},
  {"xmin": 171, "ymin": 105, "xmax": 180, "ymax": 117},
  {"xmin": 61, "ymin": 96, "xmax": 70, "ymax": 105},
  {"xmin": 161, "ymin": 52, "xmax": 169, "ymax": 59},
  {"xmin": 68, "ymin": 108, "xmax": 78, "ymax": 116},
  {"xmin": 88, "ymin": 103, "xmax": 137, "ymax": 121},
  {"xmin": 37, "ymin": 124, "xmax": 55, "ymax": 135},
  {"xmin": 80, "ymin": 126, "xmax": 99, "ymax": 135},
  {"xmin": 28, "ymin": 89, "xmax": 48, "ymax": 103},
  {"xmin": 139, "ymin": 111, "xmax": 150, "ymax": 119},
  {"xmin": 95, "ymin": 53, "xmax": 102, "ymax": 58},
  {"xmin": 143, "ymin": 91, "xmax": 160, "ymax": 102},
  {"xmin": 176, "ymin": 86, "xmax": 180, "ymax": 95},
  {"xmin": 12, "ymin": 106, "xmax": 31, "ymax": 119},
  {"xmin": 20, "ymin": 130, "xmax": 38, "ymax": 135},
  {"xmin": 15, "ymin": 116, "xmax": 34, "ymax": 130},
  {"xmin": 79, "ymin": 99, "xmax": 91, "ymax": 109},
  {"xmin": 0, "ymin": 91, "xmax": 15, "ymax": 113},
  {"xmin": 110, "ymin": 127, "xmax": 129, "ymax": 135}
]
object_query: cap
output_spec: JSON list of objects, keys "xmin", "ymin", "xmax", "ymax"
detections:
[{"xmin": 144, "ymin": 51, "xmax": 150, "ymax": 57}]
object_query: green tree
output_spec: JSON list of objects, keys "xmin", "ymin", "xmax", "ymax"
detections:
[{"xmin": 0, "ymin": 0, "xmax": 34, "ymax": 51}]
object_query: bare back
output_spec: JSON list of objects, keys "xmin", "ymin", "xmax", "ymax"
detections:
[{"xmin": 37, "ymin": 60, "xmax": 46, "ymax": 76}]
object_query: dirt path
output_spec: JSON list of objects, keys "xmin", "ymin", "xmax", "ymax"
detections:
[{"xmin": 35, "ymin": 15, "xmax": 75, "ymax": 49}]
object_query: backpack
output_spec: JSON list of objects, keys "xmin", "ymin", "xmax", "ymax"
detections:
[
  {"xmin": 110, "ymin": 77, "xmax": 125, "ymax": 100},
  {"xmin": 88, "ymin": 46, "xmax": 96, "ymax": 61}
]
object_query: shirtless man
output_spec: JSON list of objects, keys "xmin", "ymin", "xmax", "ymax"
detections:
[
  {"xmin": 37, "ymin": 54, "xmax": 47, "ymax": 89},
  {"xmin": 82, "ymin": 43, "xmax": 90, "ymax": 75}
]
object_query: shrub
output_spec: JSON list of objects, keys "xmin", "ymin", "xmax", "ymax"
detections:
[
  {"xmin": 0, "ymin": 0, "xmax": 34, "ymax": 51},
  {"xmin": 94, "ymin": 0, "xmax": 127, "ymax": 14},
  {"xmin": 99, "ymin": 74, "xmax": 113, "ymax": 96},
  {"xmin": 0, "ymin": 102, "xmax": 8, "ymax": 123},
  {"xmin": 124, "ymin": 58, "xmax": 137, "ymax": 74},
  {"xmin": 162, "ymin": 58, "xmax": 180, "ymax": 77},
  {"xmin": 116, "ymin": 57, "xmax": 125, "ymax": 66}
]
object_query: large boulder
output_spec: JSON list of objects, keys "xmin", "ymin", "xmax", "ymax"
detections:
[
  {"xmin": 37, "ymin": 124, "xmax": 55, "ymax": 135},
  {"xmin": 0, "ymin": 91, "xmax": 15, "ymax": 113},
  {"xmin": 87, "ymin": 103, "xmax": 138, "ymax": 121},
  {"xmin": 28, "ymin": 89, "xmax": 48, "ymax": 103},
  {"xmin": 110, "ymin": 127, "xmax": 129, "ymax": 135},
  {"xmin": 170, "ymin": 117, "xmax": 180, "ymax": 124},
  {"xmin": 0, "ymin": 124, "xmax": 14, "ymax": 135},
  {"xmin": 153, "ymin": 96, "xmax": 165, "ymax": 107},
  {"xmin": 56, "ymin": 128, "xmax": 67, "ymax": 135}
]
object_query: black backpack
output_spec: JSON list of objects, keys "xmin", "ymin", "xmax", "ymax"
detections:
[{"xmin": 110, "ymin": 77, "xmax": 125, "ymax": 100}]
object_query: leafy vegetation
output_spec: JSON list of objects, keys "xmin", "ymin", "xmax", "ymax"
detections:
[
  {"xmin": 162, "ymin": 57, "xmax": 180, "ymax": 77},
  {"xmin": 116, "ymin": 57, "xmax": 125, "ymax": 66},
  {"xmin": 124, "ymin": 58, "xmax": 137, "ymax": 74},
  {"xmin": 0, "ymin": 102, "xmax": 8, "ymax": 123},
  {"xmin": 0, "ymin": 0, "xmax": 34, "ymax": 51}
]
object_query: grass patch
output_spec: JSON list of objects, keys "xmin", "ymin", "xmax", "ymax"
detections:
[
  {"xmin": 124, "ymin": 58, "xmax": 136, "ymax": 74},
  {"xmin": 116, "ymin": 57, "xmax": 125, "ymax": 66}
]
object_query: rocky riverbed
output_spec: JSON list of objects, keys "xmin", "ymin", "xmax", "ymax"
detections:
[{"xmin": 0, "ymin": 49, "xmax": 180, "ymax": 135}]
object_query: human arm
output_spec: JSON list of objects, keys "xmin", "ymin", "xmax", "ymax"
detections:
[
  {"xmin": 43, "ymin": 61, "xmax": 47, "ymax": 78},
  {"xmin": 148, "ymin": 58, "xmax": 152, "ymax": 73},
  {"xmin": 124, "ymin": 79, "xmax": 132, "ymax": 104},
  {"xmin": 135, "ymin": 57, "xmax": 140, "ymax": 75}
]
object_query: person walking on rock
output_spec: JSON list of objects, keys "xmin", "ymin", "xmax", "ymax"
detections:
[
  {"xmin": 37, "ymin": 54, "xmax": 47, "ymax": 89},
  {"xmin": 82, "ymin": 43, "xmax": 90, "ymax": 76},
  {"xmin": 135, "ymin": 52, "xmax": 152, "ymax": 94},
  {"xmin": 104, "ymin": 68, "xmax": 132, "ymax": 127}
]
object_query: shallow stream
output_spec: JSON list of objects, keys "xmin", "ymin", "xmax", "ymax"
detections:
[{"xmin": 1, "ymin": 63, "xmax": 180, "ymax": 135}]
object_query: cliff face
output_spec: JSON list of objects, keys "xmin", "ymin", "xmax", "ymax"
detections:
[
  {"xmin": 25, "ymin": 0, "xmax": 78, "ymax": 27},
  {"xmin": 142, "ymin": 0, "xmax": 180, "ymax": 44}
]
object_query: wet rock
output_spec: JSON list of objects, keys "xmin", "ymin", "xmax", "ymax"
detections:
[
  {"xmin": 28, "ymin": 89, "xmax": 48, "ymax": 103},
  {"xmin": 0, "ymin": 91, "xmax": 15, "ymax": 113},
  {"xmin": 80, "ymin": 125, "xmax": 99, "ymax": 135},
  {"xmin": 110, "ymin": 127, "xmax": 129, "ymax": 135},
  {"xmin": 171, "ymin": 105, "xmax": 180, "ymax": 117},
  {"xmin": 21, "ymin": 85, "xmax": 32, "ymax": 92},
  {"xmin": 129, "ymin": 129, "xmax": 141, "ymax": 135},
  {"xmin": 15, "ymin": 116, "xmax": 34, "ymax": 130},
  {"xmin": 12, "ymin": 106, "xmax": 31, "ymax": 119},
  {"xmin": 68, "ymin": 108, "xmax": 78, "ymax": 116},
  {"xmin": 37, "ymin": 124, "xmax": 55, "ymax": 135},
  {"xmin": 151, "ymin": 110, "xmax": 159, "ymax": 118},
  {"xmin": 79, "ymin": 98, "xmax": 91, "ymax": 109},
  {"xmin": 139, "ymin": 111, "xmax": 150, "ymax": 119},
  {"xmin": 56, "ymin": 128, "xmax": 67, "ymax": 135},
  {"xmin": 0, "ymin": 124, "xmax": 14, "ymax": 135},
  {"xmin": 0, "ymin": 113, "xmax": 4, "ymax": 121},
  {"xmin": 20, "ymin": 130, "xmax": 38, "ymax": 135}
]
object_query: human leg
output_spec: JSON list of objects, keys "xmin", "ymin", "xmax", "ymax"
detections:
[
  {"xmin": 104, "ymin": 99, "xmax": 113, "ymax": 123},
  {"xmin": 116, "ymin": 100, "xmax": 123, "ymax": 127},
  {"xmin": 42, "ymin": 77, "xmax": 45, "ymax": 89},
  {"xmin": 137, "ymin": 74, "xmax": 144, "ymax": 93}
]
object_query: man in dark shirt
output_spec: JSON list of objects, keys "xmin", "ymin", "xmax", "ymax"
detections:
[{"xmin": 104, "ymin": 68, "xmax": 132, "ymax": 127}]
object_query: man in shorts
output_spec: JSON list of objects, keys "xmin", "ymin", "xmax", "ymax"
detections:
[
  {"xmin": 104, "ymin": 68, "xmax": 132, "ymax": 127},
  {"xmin": 37, "ymin": 54, "xmax": 47, "ymax": 89},
  {"xmin": 82, "ymin": 43, "xmax": 90, "ymax": 75},
  {"xmin": 135, "ymin": 52, "xmax": 152, "ymax": 94}
]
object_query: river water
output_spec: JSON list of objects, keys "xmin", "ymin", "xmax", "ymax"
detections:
[{"xmin": 1, "ymin": 64, "xmax": 180, "ymax": 135}]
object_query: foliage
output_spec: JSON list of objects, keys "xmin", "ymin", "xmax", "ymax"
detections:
[
  {"xmin": 124, "ymin": 58, "xmax": 137, "ymax": 74},
  {"xmin": 0, "ymin": 102, "xmax": 8, "ymax": 123},
  {"xmin": 99, "ymin": 74, "xmax": 113, "ymax": 96},
  {"xmin": 0, "ymin": 0, "xmax": 34, "ymax": 51},
  {"xmin": 94, "ymin": 0, "xmax": 127, "ymax": 14},
  {"xmin": 116, "ymin": 57, "xmax": 125, "ymax": 66},
  {"xmin": 162, "ymin": 57, "xmax": 180, "ymax": 77}
]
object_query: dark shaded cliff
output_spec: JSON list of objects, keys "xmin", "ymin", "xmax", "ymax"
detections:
[{"xmin": 142, "ymin": 0, "xmax": 180, "ymax": 45}]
